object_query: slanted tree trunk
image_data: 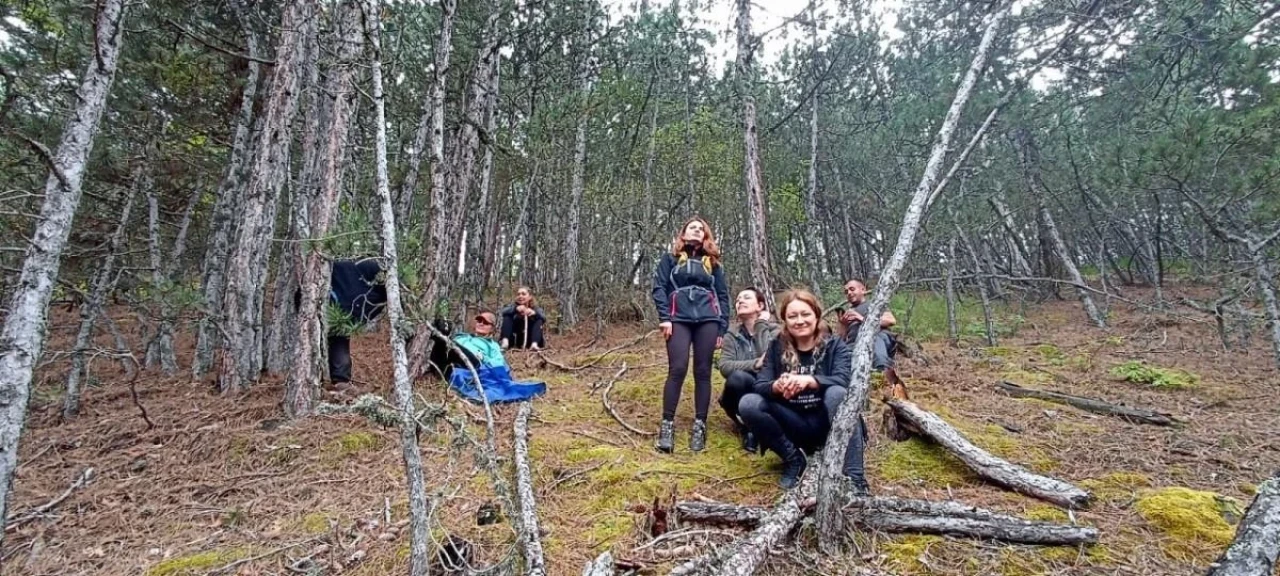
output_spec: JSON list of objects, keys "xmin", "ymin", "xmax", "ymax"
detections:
[
  {"xmin": 988, "ymin": 191, "xmax": 1035, "ymax": 279},
  {"xmin": 407, "ymin": 0, "xmax": 458, "ymax": 378},
  {"xmin": 562, "ymin": 30, "xmax": 593, "ymax": 327},
  {"xmin": 218, "ymin": 0, "xmax": 314, "ymax": 393},
  {"xmin": 286, "ymin": 0, "xmax": 364, "ymax": 418},
  {"xmin": 0, "ymin": 0, "xmax": 128, "ymax": 547},
  {"xmin": 64, "ymin": 175, "xmax": 138, "ymax": 418},
  {"xmin": 735, "ymin": 0, "xmax": 775, "ymax": 311},
  {"xmin": 193, "ymin": 0, "xmax": 262, "ymax": 379},
  {"xmin": 1015, "ymin": 129, "xmax": 1105, "ymax": 328},
  {"xmin": 817, "ymin": 6, "xmax": 1009, "ymax": 552},
  {"xmin": 1206, "ymin": 474, "xmax": 1280, "ymax": 576},
  {"xmin": 365, "ymin": 6, "xmax": 431, "ymax": 574}
]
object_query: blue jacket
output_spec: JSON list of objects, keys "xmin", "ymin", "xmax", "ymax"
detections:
[{"xmin": 651, "ymin": 247, "xmax": 730, "ymax": 336}]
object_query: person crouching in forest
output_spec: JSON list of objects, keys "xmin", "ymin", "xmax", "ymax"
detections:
[
  {"xmin": 740, "ymin": 289, "xmax": 869, "ymax": 492},
  {"xmin": 717, "ymin": 287, "xmax": 778, "ymax": 453},
  {"xmin": 499, "ymin": 286, "xmax": 546, "ymax": 350},
  {"xmin": 652, "ymin": 217, "xmax": 731, "ymax": 453},
  {"xmin": 326, "ymin": 259, "xmax": 388, "ymax": 386}
]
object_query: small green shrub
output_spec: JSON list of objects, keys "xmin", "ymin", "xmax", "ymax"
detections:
[{"xmin": 1109, "ymin": 361, "xmax": 1198, "ymax": 389}]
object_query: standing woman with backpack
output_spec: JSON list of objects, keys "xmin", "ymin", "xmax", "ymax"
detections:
[{"xmin": 652, "ymin": 217, "xmax": 731, "ymax": 453}]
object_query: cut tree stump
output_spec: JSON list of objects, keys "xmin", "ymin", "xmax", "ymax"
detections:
[
  {"xmin": 677, "ymin": 496, "xmax": 1097, "ymax": 546},
  {"xmin": 1206, "ymin": 475, "xmax": 1280, "ymax": 576},
  {"xmin": 888, "ymin": 398, "xmax": 1092, "ymax": 509},
  {"xmin": 996, "ymin": 381, "xmax": 1176, "ymax": 426},
  {"xmin": 514, "ymin": 402, "xmax": 546, "ymax": 576}
]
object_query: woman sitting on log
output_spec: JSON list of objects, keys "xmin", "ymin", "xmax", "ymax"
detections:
[
  {"xmin": 740, "ymin": 289, "xmax": 868, "ymax": 492},
  {"xmin": 499, "ymin": 286, "xmax": 546, "ymax": 350}
]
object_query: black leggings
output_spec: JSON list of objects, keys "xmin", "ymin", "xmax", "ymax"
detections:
[
  {"xmin": 663, "ymin": 321, "xmax": 719, "ymax": 421},
  {"xmin": 719, "ymin": 370, "xmax": 756, "ymax": 425}
]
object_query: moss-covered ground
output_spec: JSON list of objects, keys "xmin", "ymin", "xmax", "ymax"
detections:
[{"xmin": 7, "ymin": 287, "xmax": 1277, "ymax": 575}]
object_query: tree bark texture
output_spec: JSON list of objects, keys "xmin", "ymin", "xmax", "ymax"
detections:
[
  {"xmin": 64, "ymin": 174, "xmax": 138, "ymax": 418},
  {"xmin": 0, "ymin": 0, "xmax": 128, "ymax": 548},
  {"xmin": 735, "ymin": 0, "xmax": 775, "ymax": 311},
  {"xmin": 365, "ymin": 7, "xmax": 432, "ymax": 574},
  {"xmin": 515, "ymin": 402, "xmax": 547, "ymax": 576},
  {"xmin": 286, "ymin": 0, "xmax": 365, "ymax": 418},
  {"xmin": 562, "ymin": 35, "xmax": 593, "ymax": 327},
  {"xmin": 816, "ymin": 6, "xmax": 1009, "ymax": 551},
  {"xmin": 889, "ymin": 398, "xmax": 1092, "ymax": 508},
  {"xmin": 996, "ymin": 381, "xmax": 1175, "ymax": 426},
  {"xmin": 804, "ymin": 9, "xmax": 824, "ymax": 299},
  {"xmin": 408, "ymin": 0, "xmax": 458, "ymax": 379},
  {"xmin": 1206, "ymin": 474, "xmax": 1280, "ymax": 576},
  {"xmin": 710, "ymin": 469, "xmax": 815, "ymax": 576},
  {"xmin": 218, "ymin": 0, "xmax": 314, "ymax": 393},
  {"xmin": 144, "ymin": 178, "xmax": 177, "ymax": 373},
  {"xmin": 193, "ymin": 0, "xmax": 262, "ymax": 379}
]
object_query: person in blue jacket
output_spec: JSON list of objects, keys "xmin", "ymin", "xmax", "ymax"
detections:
[{"xmin": 651, "ymin": 217, "xmax": 731, "ymax": 453}]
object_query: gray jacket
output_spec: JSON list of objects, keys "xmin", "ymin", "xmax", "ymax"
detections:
[{"xmin": 717, "ymin": 318, "xmax": 780, "ymax": 378}]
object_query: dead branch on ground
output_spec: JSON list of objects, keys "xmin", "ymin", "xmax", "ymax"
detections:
[
  {"xmin": 514, "ymin": 402, "xmax": 547, "ymax": 576},
  {"xmin": 4, "ymin": 467, "xmax": 94, "ymax": 532},
  {"xmin": 996, "ymin": 381, "xmax": 1177, "ymax": 426},
  {"xmin": 600, "ymin": 363, "xmax": 656, "ymax": 436}
]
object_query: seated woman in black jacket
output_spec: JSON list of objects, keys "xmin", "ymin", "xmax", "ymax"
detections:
[
  {"xmin": 499, "ymin": 286, "xmax": 546, "ymax": 350},
  {"xmin": 739, "ymin": 289, "xmax": 868, "ymax": 492}
]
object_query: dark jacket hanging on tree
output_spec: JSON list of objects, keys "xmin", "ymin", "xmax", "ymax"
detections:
[
  {"xmin": 329, "ymin": 258, "xmax": 388, "ymax": 325},
  {"xmin": 651, "ymin": 246, "xmax": 731, "ymax": 335}
]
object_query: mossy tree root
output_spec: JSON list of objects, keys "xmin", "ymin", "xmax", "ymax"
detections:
[
  {"xmin": 888, "ymin": 399, "xmax": 1092, "ymax": 508},
  {"xmin": 996, "ymin": 381, "xmax": 1177, "ymax": 426},
  {"xmin": 1207, "ymin": 474, "xmax": 1280, "ymax": 576}
]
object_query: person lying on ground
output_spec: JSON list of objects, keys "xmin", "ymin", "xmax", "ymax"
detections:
[
  {"xmin": 426, "ymin": 312, "xmax": 497, "ymax": 380},
  {"xmin": 500, "ymin": 286, "xmax": 546, "ymax": 350},
  {"xmin": 652, "ymin": 216, "xmax": 731, "ymax": 454},
  {"xmin": 717, "ymin": 287, "xmax": 779, "ymax": 454},
  {"xmin": 325, "ymin": 258, "xmax": 388, "ymax": 386},
  {"xmin": 833, "ymin": 278, "xmax": 897, "ymax": 371},
  {"xmin": 740, "ymin": 289, "xmax": 869, "ymax": 493},
  {"xmin": 430, "ymin": 311, "xmax": 547, "ymax": 403}
]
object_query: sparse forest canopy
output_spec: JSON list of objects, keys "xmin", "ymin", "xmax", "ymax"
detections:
[{"xmin": 1, "ymin": 0, "xmax": 1279, "ymax": 574}]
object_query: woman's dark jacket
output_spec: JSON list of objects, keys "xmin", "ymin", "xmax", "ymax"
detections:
[
  {"xmin": 651, "ymin": 247, "xmax": 730, "ymax": 336},
  {"xmin": 753, "ymin": 335, "xmax": 852, "ymax": 411}
]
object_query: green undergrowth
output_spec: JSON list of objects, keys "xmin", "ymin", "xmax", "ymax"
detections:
[
  {"xmin": 1080, "ymin": 472, "xmax": 1152, "ymax": 504},
  {"xmin": 145, "ymin": 548, "xmax": 251, "ymax": 576},
  {"xmin": 329, "ymin": 431, "xmax": 383, "ymax": 458},
  {"xmin": 1135, "ymin": 487, "xmax": 1241, "ymax": 561},
  {"xmin": 880, "ymin": 535, "xmax": 943, "ymax": 572},
  {"xmin": 1109, "ymin": 361, "xmax": 1199, "ymax": 389}
]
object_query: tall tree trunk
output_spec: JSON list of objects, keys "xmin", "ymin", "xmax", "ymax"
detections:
[
  {"xmin": 0, "ymin": 0, "xmax": 128, "ymax": 546},
  {"xmin": 804, "ymin": 7, "xmax": 824, "ymax": 298},
  {"xmin": 736, "ymin": 0, "xmax": 775, "ymax": 310},
  {"xmin": 817, "ymin": 6, "xmax": 1008, "ymax": 551},
  {"xmin": 1016, "ymin": 128, "xmax": 1106, "ymax": 328},
  {"xmin": 193, "ymin": 0, "xmax": 262, "ymax": 379},
  {"xmin": 64, "ymin": 174, "xmax": 138, "ymax": 418},
  {"xmin": 988, "ymin": 191, "xmax": 1035, "ymax": 279},
  {"xmin": 286, "ymin": 0, "xmax": 365, "ymax": 417},
  {"xmin": 562, "ymin": 35, "xmax": 593, "ymax": 326},
  {"xmin": 471, "ymin": 58, "xmax": 501, "ymax": 300},
  {"xmin": 1250, "ymin": 249, "xmax": 1280, "ymax": 369},
  {"xmin": 218, "ymin": 0, "xmax": 315, "ymax": 393},
  {"xmin": 945, "ymin": 236, "xmax": 959, "ymax": 344},
  {"xmin": 143, "ymin": 174, "xmax": 177, "ymax": 373},
  {"xmin": 364, "ymin": 6, "xmax": 432, "ymax": 573},
  {"xmin": 683, "ymin": 66, "xmax": 697, "ymax": 216},
  {"xmin": 407, "ymin": 0, "xmax": 458, "ymax": 378}
]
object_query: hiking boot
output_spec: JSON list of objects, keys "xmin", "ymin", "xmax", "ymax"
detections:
[
  {"xmin": 779, "ymin": 448, "xmax": 808, "ymax": 490},
  {"xmin": 742, "ymin": 431, "xmax": 759, "ymax": 454},
  {"xmin": 690, "ymin": 419, "xmax": 707, "ymax": 452},
  {"xmin": 656, "ymin": 420, "xmax": 675, "ymax": 453}
]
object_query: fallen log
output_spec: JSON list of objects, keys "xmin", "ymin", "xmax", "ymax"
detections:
[
  {"xmin": 514, "ymin": 402, "xmax": 547, "ymax": 576},
  {"xmin": 1206, "ymin": 475, "xmax": 1280, "ymax": 576},
  {"xmin": 996, "ymin": 381, "xmax": 1176, "ymax": 426},
  {"xmin": 888, "ymin": 399, "xmax": 1092, "ymax": 509},
  {"xmin": 677, "ymin": 496, "xmax": 1097, "ymax": 546},
  {"xmin": 669, "ymin": 468, "xmax": 815, "ymax": 576}
]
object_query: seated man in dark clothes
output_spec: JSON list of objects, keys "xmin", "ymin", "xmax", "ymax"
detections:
[
  {"xmin": 425, "ymin": 312, "xmax": 496, "ymax": 380},
  {"xmin": 327, "ymin": 259, "xmax": 388, "ymax": 384},
  {"xmin": 831, "ymin": 278, "xmax": 897, "ymax": 371}
]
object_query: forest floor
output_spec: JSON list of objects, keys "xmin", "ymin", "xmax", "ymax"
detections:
[{"xmin": 5, "ymin": 286, "xmax": 1279, "ymax": 576}]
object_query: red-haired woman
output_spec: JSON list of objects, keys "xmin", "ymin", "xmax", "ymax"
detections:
[
  {"xmin": 741, "ymin": 289, "xmax": 868, "ymax": 492},
  {"xmin": 651, "ymin": 217, "xmax": 731, "ymax": 453}
]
